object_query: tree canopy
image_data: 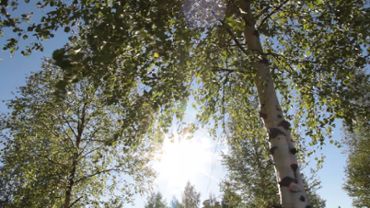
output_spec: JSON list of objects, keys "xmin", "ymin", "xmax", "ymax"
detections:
[
  {"xmin": 0, "ymin": 0, "xmax": 369, "ymax": 207},
  {"xmin": 1, "ymin": 0, "xmax": 367, "ymax": 142}
]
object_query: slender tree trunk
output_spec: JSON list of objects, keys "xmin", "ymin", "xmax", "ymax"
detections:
[
  {"xmin": 64, "ymin": 137, "xmax": 81, "ymax": 208},
  {"xmin": 239, "ymin": 1, "xmax": 310, "ymax": 207},
  {"xmin": 64, "ymin": 103, "xmax": 86, "ymax": 208},
  {"xmin": 64, "ymin": 156, "xmax": 78, "ymax": 208}
]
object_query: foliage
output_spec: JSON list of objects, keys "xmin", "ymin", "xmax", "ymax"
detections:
[
  {"xmin": 165, "ymin": 183, "xmax": 240, "ymax": 208},
  {"xmin": 220, "ymin": 95, "xmax": 279, "ymax": 207},
  {"xmin": 344, "ymin": 119, "xmax": 370, "ymax": 208},
  {"xmin": 1, "ymin": 0, "xmax": 368, "ymax": 149},
  {"xmin": 202, "ymin": 193, "xmax": 244, "ymax": 208},
  {"xmin": 1, "ymin": 0, "xmax": 368, "ymax": 137},
  {"xmin": 220, "ymin": 186, "xmax": 244, "ymax": 208},
  {"xmin": 145, "ymin": 192, "xmax": 169, "ymax": 208},
  {"xmin": 0, "ymin": 61, "xmax": 156, "ymax": 207},
  {"xmin": 202, "ymin": 195, "xmax": 222, "ymax": 208}
]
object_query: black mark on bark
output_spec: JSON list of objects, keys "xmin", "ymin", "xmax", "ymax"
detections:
[
  {"xmin": 259, "ymin": 57, "xmax": 269, "ymax": 64},
  {"xmin": 269, "ymin": 128, "xmax": 285, "ymax": 139},
  {"xmin": 290, "ymin": 148, "xmax": 297, "ymax": 155},
  {"xmin": 290, "ymin": 163, "xmax": 298, "ymax": 172},
  {"xmin": 278, "ymin": 120, "xmax": 291, "ymax": 130},
  {"xmin": 279, "ymin": 176, "xmax": 296, "ymax": 187},
  {"xmin": 259, "ymin": 111, "xmax": 267, "ymax": 119},
  {"xmin": 269, "ymin": 146, "xmax": 278, "ymax": 155}
]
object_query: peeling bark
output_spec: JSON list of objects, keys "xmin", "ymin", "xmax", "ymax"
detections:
[{"xmin": 238, "ymin": 1, "xmax": 310, "ymax": 207}]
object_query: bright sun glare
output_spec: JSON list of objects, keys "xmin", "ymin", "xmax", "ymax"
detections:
[{"xmin": 153, "ymin": 130, "xmax": 220, "ymax": 196}]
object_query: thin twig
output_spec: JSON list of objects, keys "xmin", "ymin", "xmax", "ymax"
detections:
[
  {"xmin": 74, "ymin": 168, "xmax": 121, "ymax": 184},
  {"xmin": 264, "ymin": 52, "xmax": 295, "ymax": 73},
  {"xmin": 257, "ymin": 0, "xmax": 290, "ymax": 29},
  {"xmin": 212, "ymin": 67, "xmax": 238, "ymax": 73},
  {"xmin": 61, "ymin": 114, "xmax": 78, "ymax": 139},
  {"xmin": 77, "ymin": 145, "xmax": 103, "ymax": 159},
  {"xmin": 213, "ymin": 66, "xmax": 252, "ymax": 74},
  {"xmin": 68, "ymin": 196, "xmax": 83, "ymax": 208}
]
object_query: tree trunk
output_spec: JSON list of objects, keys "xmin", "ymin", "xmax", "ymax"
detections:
[
  {"xmin": 64, "ymin": 104, "xmax": 86, "ymax": 208},
  {"xmin": 64, "ymin": 157, "xmax": 78, "ymax": 208},
  {"xmin": 239, "ymin": 1, "xmax": 310, "ymax": 207}
]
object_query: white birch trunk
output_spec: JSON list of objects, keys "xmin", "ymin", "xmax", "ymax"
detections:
[{"xmin": 239, "ymin": 1, "xmax": 311, "ymax": 207}]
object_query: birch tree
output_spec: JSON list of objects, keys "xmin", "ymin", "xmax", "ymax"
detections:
[{"xmin": 1, "ymin": 0, "xmax": 369, "ymax": 207}]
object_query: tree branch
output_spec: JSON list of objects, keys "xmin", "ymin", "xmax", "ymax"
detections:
[
  {"xmin": 60, "ymin": 114, "xmax": 78, "ymax": 139},
  {"xmin": 257, "ymin": 0, "xmax": 290, "ymax": 29},
  {"xmin": 212, "ymin": 67, "xmax": 240, "ymax": 74},
  {"xmin": 212, "ymin": 12, "xmax": 249, "ymax": 56},
  {"xmin": 68, "ymin": 196, "xmax": 83, "ymax": 208},
  {"xmin": 264, "ymin": 52, "xmax": 295, "ymax": 73},
  {"xmin": 74, "ymin": 168, "xmax": 121, "ymax": 184},
  {"xmin": 77, "ymin": 145, "xmax": 103, "ymax": 160}
]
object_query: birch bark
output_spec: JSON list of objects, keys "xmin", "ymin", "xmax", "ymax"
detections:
[{"xmin": 239, "ymin": 1, "xmax": 310, "ymax": 207}]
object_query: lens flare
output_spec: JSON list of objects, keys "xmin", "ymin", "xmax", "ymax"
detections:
[{"xmin": 182, "ymin": 0, "xmax": 227, "ymax": 28}]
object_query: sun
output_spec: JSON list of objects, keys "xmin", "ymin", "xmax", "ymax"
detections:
[{"xmin": 153, "ymin": 130, "xmax": 217, "ymax": 196}]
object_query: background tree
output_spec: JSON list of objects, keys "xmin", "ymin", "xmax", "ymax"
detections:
[
  {"xmin": 344, "ymin": 119, "xmax": 370, "ymax": 208},
  {"xmin": 170, "ymin": 197, "xmax": 184, "ymax": 208},
  {"xmin": 220, "ymin": 186, "xmax": 244, "ymax": 208},
  {"xmin": 182, "ymin": 182, "xmax": 201, "ymax": 208},
  {"xmin": 0, "ymin": 61, "xmax": 155, "ymax": 207},
  {"xmin": 342, "ymin": 71, "xmax": 370, "ymax": 208},
  {"xmin": 202, "ymin": 194, "xmax": 222, "ymax": 208},
  {"xmin": 145, "ymin": 192, "xmax": 169, "ymax": 208},
  {"xmin": 1, "ymin": 0, "xmax": 369, "ymax": 207}
]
